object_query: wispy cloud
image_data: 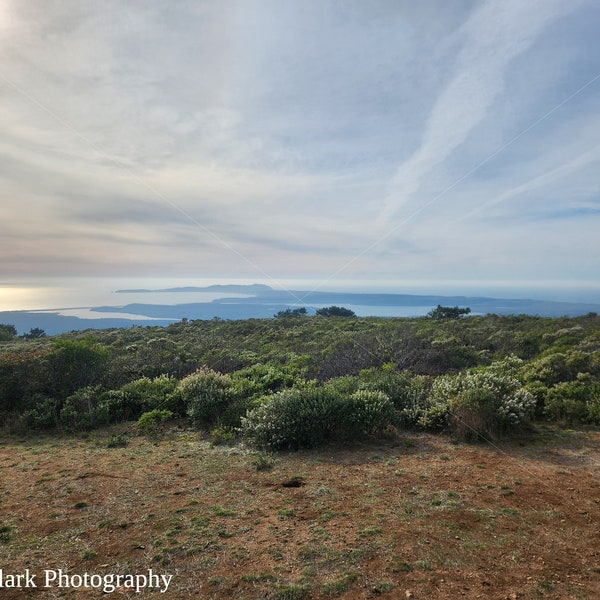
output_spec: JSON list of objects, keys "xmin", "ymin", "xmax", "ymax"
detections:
[
  {"xmin": 458, "ymin": 142, "xmax": 600, "ymax": 223},
  {"xmin": 379, "ymin": 0, "xmax": 583, "ymax": 223},
  {"xmin": 0, "ymin": 0, "xmax": 599, "ymax": 288}
]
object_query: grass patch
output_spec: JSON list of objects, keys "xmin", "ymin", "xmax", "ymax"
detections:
[
  {"xmin": 274, "ymin": 584, "xmax": 312, "ymax": 599},
  {"xmin": 320, "ymin": 572, "xmax": 358, "ymax": 596},
  {"xmin": 0, "ymin": 525, "xmax": 14, "ymax": 543},
  {"xmin": 211, "ymin": 505, "xmax": 237, "ymax": 517}
]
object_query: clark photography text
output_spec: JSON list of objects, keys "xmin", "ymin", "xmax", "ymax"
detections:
[{"xmin": 0, "ymin": 568, "xmax": 173, "ymax": 593}]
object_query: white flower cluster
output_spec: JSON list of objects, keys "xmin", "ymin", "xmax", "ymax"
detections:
[{"xmin": 432, "ymin": 357, "xmax": 535, "ymax": 427}]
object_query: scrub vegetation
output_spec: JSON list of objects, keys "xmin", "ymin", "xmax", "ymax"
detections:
[{"xmin": 1, "ymin": 311, "xmax": 599, "ymax": 443}]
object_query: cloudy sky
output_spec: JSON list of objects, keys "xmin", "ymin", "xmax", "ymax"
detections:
[{"xmin": 1, "ymin": 0, "xmax": 599, "ymax": 294}]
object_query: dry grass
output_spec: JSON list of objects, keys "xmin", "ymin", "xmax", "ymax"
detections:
[{"xmin": 1, "ymin": 426, "xmax": 599, "ymax": 599}]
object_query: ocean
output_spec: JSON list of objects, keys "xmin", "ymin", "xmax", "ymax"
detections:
[{"xmin": 2, "ymin": 276, "xmax": 600, "ymax": 320}]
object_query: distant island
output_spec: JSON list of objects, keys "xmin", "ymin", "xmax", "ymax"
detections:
[
  {"xmin": 2, "ymin": 283, "xmax": 599, "ymax": 336},
  {"xmin": 115, "ymin": 283, "xmax": 273, "ymax": 294}
]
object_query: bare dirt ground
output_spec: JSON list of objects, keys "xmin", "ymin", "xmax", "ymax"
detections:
[{"xmin": 1, "ymin": 426, "xmax": 599, "ymax": 599}]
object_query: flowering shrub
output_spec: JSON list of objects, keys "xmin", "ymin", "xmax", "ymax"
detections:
[
  {"xmin": 431, "ymin": 357, "xmax": 536, "ymax": 440},
  {"xmin": 240, "ymin": 387, "xmax": 341, "ymax": 450},
  {"xmin": 178, "ymin": 368, "xmax": 235, "ymax": 427},
  {"xmin": 240, "ymin": 386, "xmax": 396, "ymax": 450},
  {"xmin": 346, "ymin": 390, "xmax": 395, "ymax": 434}
]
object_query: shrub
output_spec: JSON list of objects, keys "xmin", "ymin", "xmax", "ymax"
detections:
[
  {"xmin": 44, "ymin": 337, "xmax": 110, "ymax": 400},
  {"xmin": 241, "ymin": 385, "xmax": 397, "ymax": 450},
  {"xmin": 60, "ymin": 386, "xmax": 110, "ymax": 431},
  {"xmin": 221, "ymin": 363, "xmax": 307, "ymax": 428},
  {"xmin": 101, "ymin": 389, "xmax": 141, "ymax": 422},
  {"xmin": 544, "ymin": 375, "xmax": 600, "ymax": 424},
  {"xmin": 431, "ymin": 358, "xmax": 536, "ymax": 441},
  {"xmin": 524, "ymin": 380, "xmax": 549, "ymax": 417},
  {"xmin": 210, "ymin": 426, "xmax": 238, "ymax": 446},
  {"xmin": 21, "ymin": 395, "xmax": 60, "ymax": 431},
  {"xmin": 252, "ymin": 453, "xmax": 276, "ymax": 471},
  {"xmin": 523, "ymin": 351, "xmax": 591, "ymax": 387},
  {"xmin": 0, "ymin": 324, "xmax": 17, "ymax": 341},
  {"xmin": 97, "ymin": 375, "xmax": 179, "ymax": 425},
  {"xmin": 121, "ymin": 375, "xmax": 180, "ymax": 413},
  {"xmin": 414, "ymin": 398, "xmax": 451, "ymax": 432},
  {"xmin": 178, "ymin": 368, "xmax": 235, "ymax": 428},
  {"xmin": 231, "ymin": 363, "xmax": 300, "ymax": 397},
  {"xmin": 346, "ymin": 390, "xmax": 395, "ymax": 435},
  {"xmin": 137, "ymin": 409, "xmax": 173, "ymax": 438},
  {"xmin": 106, "ymin": 434, "xmax": 129, "ymax": 448},
  {"xmin": 360, "ymin": 371, "xmax": 446, "ymax": 431},
  {"xmin": 240, "ymin": 387, "xmax": 343, "ymax": 450},
  {"xmin": 0, "ymin": 524, "xmax": 14, "ymax": 544},
  {"xmin": 357, "ymin": 368, "xmax": 431, "ymax": 416},
  {"xmin": 450, "ymin": 388, "xmax": 500, "ymax": 442},
  {"xmin": 586, "ymin": 396, "xmax": 600, "ymax": 424}
]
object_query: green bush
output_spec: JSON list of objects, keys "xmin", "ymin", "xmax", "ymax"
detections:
[
  {"xmin": 121, "ymin": 375, "xmax": 180, "ymax": 413},
  {"xmin": 323, "ymin": 375, "xmax": 361, "ymax": 397},
  {"xmin": 544, "ymin": 375, "xmax": 600, "ymax": 424},
  {"xmin": 59, "ymin": 386, "xmax": 110, "ymax": 430},
  {"xmin": 97, "ymin": 375, "xmax": 179, "ymax": 424},
  {"xmin": 450, "ymin": 388, "xmax": 500, "ymax": 442},
  {"xmin": 106, "ymin": 434, "xmax": 129, "ymax": 448},
  {"xmin": 0, "ymin": 524, "xmax": 14, "ymax": 544},
  {"xmin": 0, "ymin": 323, "xmax": 17, "ymax": 341},
  {"xmin": 210, "ymin": 425, "xmax": 238, "ymax": 446},
  {"xmin": 523, "ymin": 351, "xmax": 592, "ymax": 387},
  {"xmin": 586, "ymin": 396, "xmax": 600, "ymax": 424},
  {"xmin": 21, "ymin": 395, "xmax": 60, "ymax": 430},
  {"xmin": 240, "ymin": 387, "xmax": 343, "ymax": 450},
  {"xmin": 231, "ymin": 363, "xmax": 301, "ymax": 397},
  {"xmin": 431, "ymin": 358, "xmax": 536, "ymax": 441},
  {"xmin": 44, "ymin": 337, "xmax": 110, "ymax": 400},
  {"xmin": 414, "ymin": 398, "xmax": 451, "ymax": 432},
  {"xmin": 241, "ymin": 385, "xmax": 397, "ymax": 450},
  {"xmin": 357, "ymin": 368, "xmax": 431, "ymax": 417},
  {"xmin": 137, "ymin": 409, "xmax": 173, "ymax": 438},
  {"xmin": 524, "ymin": 380, "xmax": 550, "ymax": 418},
  {"xmin": 346, "ymin": 390, "xmax": 395, "ymax": 434},
  {"xmin": 101, "ymin": 389, "xmax": 141, "ymax": 422},
  {"xmin": 178, "ymin": 368, "xmax": 235, "ymax": 428}
]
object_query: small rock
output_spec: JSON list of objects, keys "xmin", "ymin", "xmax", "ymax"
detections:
[{"xmin": 405, "ymin": 591, "xmax": 414, "ymax": 599}]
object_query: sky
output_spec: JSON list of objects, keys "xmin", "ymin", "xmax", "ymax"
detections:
[{"xmin": 1, "ymin": 0, "xmax": 600, "ymax": 297}]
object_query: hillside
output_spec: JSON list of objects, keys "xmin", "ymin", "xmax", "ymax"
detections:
[{"xmin": 1, "ymin": 312, "xmax": 600, "ymax": 439}]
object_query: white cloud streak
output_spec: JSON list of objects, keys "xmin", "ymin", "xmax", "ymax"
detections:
[{"xmin": 380, "ymin": 0, "xmax": 583, "ymax": 223}]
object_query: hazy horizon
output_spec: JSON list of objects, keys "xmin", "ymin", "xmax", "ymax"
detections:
[{"xmin": 3, "ymin": 277, "xmax": 600, "ymax": 314}]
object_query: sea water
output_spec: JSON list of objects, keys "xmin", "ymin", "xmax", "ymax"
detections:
[{"xmin": 2, "ymin": 276, "xmax": 600, "ymax": 319}]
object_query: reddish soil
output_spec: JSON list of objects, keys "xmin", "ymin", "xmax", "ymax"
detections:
[{"xmin": 1, "ymin": 426, "xmax": 599, "ymax": 599}]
